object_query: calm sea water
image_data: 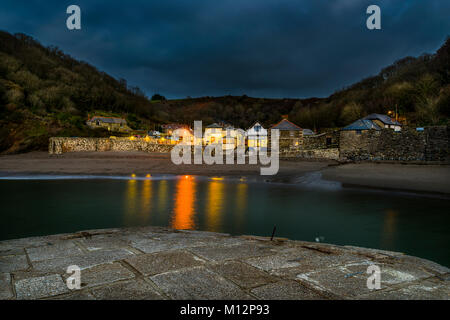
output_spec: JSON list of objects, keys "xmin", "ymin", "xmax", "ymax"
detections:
[{"xmin": 0, "ymin": 174, "xmax": 449, "ymax": 267}]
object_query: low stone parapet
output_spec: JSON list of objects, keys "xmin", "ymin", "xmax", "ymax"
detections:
[{"xmin": 280, "ymin": 148, "xmax": 339, "ymax": 160}]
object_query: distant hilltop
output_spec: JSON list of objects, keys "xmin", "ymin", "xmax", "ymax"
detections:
[{"xmin": 0, "ymin": 30, "xmax": 449, "ymax": 154}]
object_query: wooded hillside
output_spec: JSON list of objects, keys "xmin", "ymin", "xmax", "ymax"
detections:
[{"xmin": 0, "ymin": 30, "xmax": 448, "ymax": 153}]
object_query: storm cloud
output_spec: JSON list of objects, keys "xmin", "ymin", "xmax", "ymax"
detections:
[{"xmin": 1, "ymin": 0, "xmax": 449, "ymax": 98}]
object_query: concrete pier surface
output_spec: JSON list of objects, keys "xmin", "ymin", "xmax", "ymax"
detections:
[{"xmin": 0, "ymin": 227, "xmax": 448, "ymax": 300}]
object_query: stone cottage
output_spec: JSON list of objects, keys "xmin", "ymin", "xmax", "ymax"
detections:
[
  {"xmin": 269, "ymin": 118, "xmax": 303, "ymax": 151},
  {"xmin": 362, "ymin": 113, "xmax": 402, "ymax": 131},
  {"xmin": 86, "ymin": 116, "xmax": 131, "ymax": 132}
]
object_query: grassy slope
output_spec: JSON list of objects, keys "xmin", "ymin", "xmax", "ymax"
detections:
[{"xmin": 0, "ymin": 31, "xmax": 161, "ymax": 153}]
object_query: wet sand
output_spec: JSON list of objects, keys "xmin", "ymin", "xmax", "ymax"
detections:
[
  {"xmin": 322, "ymin": 162, "xmax": 450, "ymax": 195},
  {"xmin": 0, "ymin": 151, "xmax": 449, "ymax": 194},
  {"xmin": 0, "ymin": 151, "xmax": 331, "ymax": 177}
]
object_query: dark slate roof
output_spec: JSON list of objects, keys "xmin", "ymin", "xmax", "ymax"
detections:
[
  {"xmin": 206, "ymin": 123, "xmax": 223, "ymax": 128},
  {"xmin": 342, "ymin": 119, "xmax": 381, "ymax": 131},
  {"xmin": 362, "ymin": 113, "xmax": 402, "ymax": 126},
  {"xmin": 271, "ymin": 119, "xmax": 302, "ymax": 130},
  {"xmin": 88, "ymin": 116, "xmax": 126, "ymax": 124}
]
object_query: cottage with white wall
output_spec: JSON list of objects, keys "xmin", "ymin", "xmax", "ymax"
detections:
[{"xmin": 246, "ymin": 121, "xmax": 268, "ymax": 152}]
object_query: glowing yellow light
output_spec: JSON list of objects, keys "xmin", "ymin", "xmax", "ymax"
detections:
[
  {"xmin": 124, "ymin": 179, "xmax": 137, "ymax": 226},
  {"xmin": 146, "ymin": 174, "xmax": 151, "ymax": 178},
  {"xmin": 206, "ymin": 181, "xmax": 224, "ymax": 231},
  {"xmin": 129, "ymin": 136, "xmax": 136, "ymax": 141},
  {"xmin": 131, "ymin": 173, "xmax": 136, "ymax": 178},
  {"xmin": 140, "ymin": 179, "xmax": 152, "ymax": 224},
  {"xmin": 157, "ymin": 180, "xmax": 168, "ymax": 211}
]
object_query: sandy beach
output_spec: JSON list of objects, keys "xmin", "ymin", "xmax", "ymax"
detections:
[{"xmin": 0, "ymin": 151, "xmax": 449, "ymax": 194}]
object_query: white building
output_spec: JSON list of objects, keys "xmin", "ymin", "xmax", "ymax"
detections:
[
  {"xmin": 246, "ymin": 121, "xmax": 267, "ymax": 152},
  {"xmin": 203, "ymin": 123, "xmax": 244, "ymax": 150},
  {"xmin": 204, "ymin": 123, "xmax": 224, "ymax": 145}
]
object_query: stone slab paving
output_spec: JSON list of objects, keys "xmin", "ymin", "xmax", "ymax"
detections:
[
  {"xmin": 90, "ymin": 279, "xmax": 163, "ymax": 300},
  {"xmin": 26, "ymin": 241, "xmax": 83, "ymax": 262},
  {"xmin": 0, "ymin": 255, "xmax": 29, "ymax": 273},
  {"xmin": 126, "ymin": 250, "xmax": 205, "ymax": 276},
  {"xmin": 150, "ymin": 266, "xmax": 253, "ymax": 300},
  {"xmin": 0, "ymin": 226, "xmax": 448, "ymax": 300},
  {"xmin": 15, "ymin": 274, "xmax": 69, "ymax": 299},
  {"xmin": 0, "ymin": 273, "xmax": 14, "ymax": 299},
  {"xmin": 251, "ymin": 280, "xmax": 329, "ymax": 300},
  {"xmin": 78, "ymin": 262, "xmax": 135, "ymax": 288},
  {"xmin": 208, "ymin": 261, "xmax": 277, "ymax": 289}
]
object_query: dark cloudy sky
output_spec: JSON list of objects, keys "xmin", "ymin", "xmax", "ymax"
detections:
[{"xmin": 1, "ymin": 0, "xmax": 449, "ymax": 99}]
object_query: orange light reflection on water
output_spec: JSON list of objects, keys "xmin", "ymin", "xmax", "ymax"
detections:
[
  {"xmin": 140, "ymin": 179, "xmax": 152, "ymax": 224},
  {"xmin": 124, "ymin": 179, "xmax": 153, "ymax": 226},
  {"xmin": 206, "ymin": 180, "xmax": 225, "ymax": 232},
  {"xmin": 157, "ymin": 180, "xmax": 168, "ymax": 212},
  {"xmin": 172, "ymin": 176, "xmax": 196, "ymax": 230},
  {"xmin": 124, "ymin": 179, "xmax": 138, "ymax": 226}
]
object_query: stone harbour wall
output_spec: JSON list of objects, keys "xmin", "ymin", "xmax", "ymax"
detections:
[
  {"xmin": 49, "ymin": 125, "xmax": 449, "ymax": 163},
  {"xmin": 425, "ymin": 126, "xmax": 450, "ymax": 161},
  {"xmin": 339, "ymin": 126, "xmax": 449, "ymax": 162},
  {"xmin": 49, "ymin": 137, "xmax": 174, "ymax": 155},
  {"xmin": 281, "ymin": 148, "xmax": 339, "ymax": 160},
  {"xmin": 303, "ymin": 130, "xmax": 340, "ymax": 150}
]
